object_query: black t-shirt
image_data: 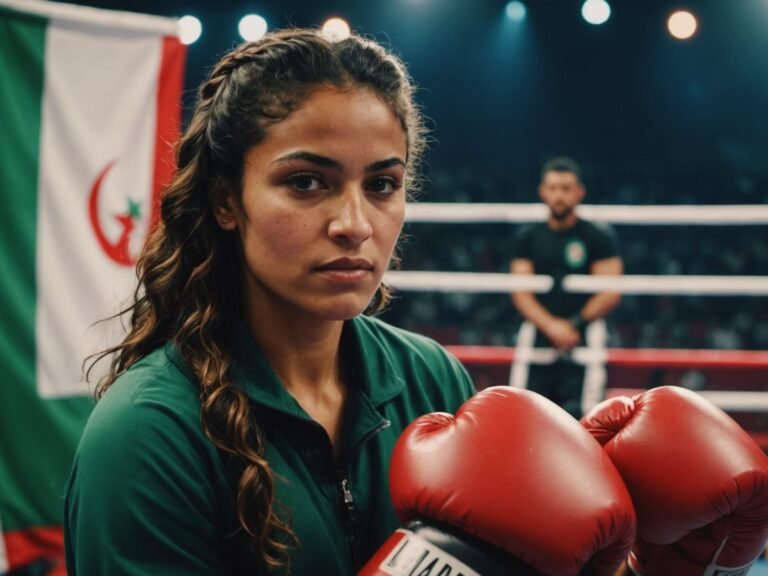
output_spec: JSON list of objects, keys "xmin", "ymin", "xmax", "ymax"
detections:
[{"xmin": 513, "ymin": 219, "xmax": 619, "ymax": 318}]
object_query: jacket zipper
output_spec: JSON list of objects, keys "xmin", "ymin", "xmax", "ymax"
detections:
[
  {"xmin": 337, "ymin": 474, "xmax": 360, "ymax": 568},
  {"xmin": 337, "ymin": 418, "xmax": 391, "ymax": 570}
]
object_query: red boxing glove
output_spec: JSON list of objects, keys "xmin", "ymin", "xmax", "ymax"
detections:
[
  {"xmin": 581, "ymin": 385, "xmax": 768, "ymax": 576},
  {"xmin": 358, "ymin": 387, "xmax": 636, "ymax": 576}
]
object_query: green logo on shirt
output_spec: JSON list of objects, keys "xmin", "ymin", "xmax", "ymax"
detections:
[{"xmin": 565, "ymin": 240, "xmax": 587, "ymax": 268}]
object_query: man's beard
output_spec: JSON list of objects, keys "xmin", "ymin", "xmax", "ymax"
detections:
[{"xmin": 550, "ymin": 206, "xmax": 573, "ymax": 220}]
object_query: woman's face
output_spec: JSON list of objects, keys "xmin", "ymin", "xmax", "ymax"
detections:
[{"xmin": 218, "ymin": 86, "xmax": 408, "ymax": 324}]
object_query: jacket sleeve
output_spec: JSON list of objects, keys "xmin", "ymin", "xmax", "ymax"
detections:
[
  {"xmin": 64, "ymin": 393, "xmax": 235, "ymax": 576},
  {"xmin": 445, "ymin": 348, "xmax": 476, "ymax": 405},
  {"xmin": 417, "ymin": 338, "xmax": 476, "ymax": 411}
]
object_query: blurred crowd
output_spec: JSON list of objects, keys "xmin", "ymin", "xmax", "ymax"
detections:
[{"xmin": 380, "ymin": 167, "xmax": 768, "ymax": 351}]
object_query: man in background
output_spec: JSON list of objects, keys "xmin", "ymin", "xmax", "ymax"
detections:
[{"xmin": 509, "ymin": 157, "xmax": 623, "ymax": 418}]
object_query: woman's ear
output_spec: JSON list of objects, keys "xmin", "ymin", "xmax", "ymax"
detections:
[{"xmin": 212, "ymin": 193, "xmax": 238, "ymax": 231}]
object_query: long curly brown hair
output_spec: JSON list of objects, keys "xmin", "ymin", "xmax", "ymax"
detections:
[{"xmin": 89, "ymin": 28, "xmax": 427, "ymax": 572}]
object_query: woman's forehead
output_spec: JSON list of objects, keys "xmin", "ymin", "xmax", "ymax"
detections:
[{"xmin": 246, "ymin": 87, "xmax": 408, "ymax": 166}]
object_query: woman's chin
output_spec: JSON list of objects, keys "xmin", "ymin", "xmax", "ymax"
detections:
[{"xmin": 314, "ymin": 296, "xmax": 375, "ymax": 322}]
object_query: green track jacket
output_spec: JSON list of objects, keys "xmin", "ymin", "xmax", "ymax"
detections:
[{"xmin": 64, "ymin": 315, "xmax": 475, "ymax": 575}]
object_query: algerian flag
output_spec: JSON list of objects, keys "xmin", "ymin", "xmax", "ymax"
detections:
[{"xmin": 0, "ymin": 0, "xmax": 185, "ymax": 571}]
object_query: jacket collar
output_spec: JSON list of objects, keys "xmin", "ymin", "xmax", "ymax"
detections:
[
  {"xmin": 230, "ymin": 316, "xmax": 406, "ymax": 415},
  {"xmin": 346, "ymin": 315, "xmax": 406, "ymax": 405}
]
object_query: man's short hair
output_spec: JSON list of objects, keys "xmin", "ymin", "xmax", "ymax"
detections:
[{"xmin": 541, "ymin": 157, "xmax": 582, "ymax": 182}]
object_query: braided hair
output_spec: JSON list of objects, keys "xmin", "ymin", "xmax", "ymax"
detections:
[{"xmin": 90, "ymin": 29, "xmax": 427, "ymax": 572}]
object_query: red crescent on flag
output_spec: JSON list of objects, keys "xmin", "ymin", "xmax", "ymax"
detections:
[{"xmin": 88, "ymin": 160, "xmax": 137, "ymax": 267}]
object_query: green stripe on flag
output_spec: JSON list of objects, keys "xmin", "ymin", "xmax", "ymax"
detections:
[
  {"xmin": 0, "ymin": 5, "xmax": 47, "ymax": 530},
  {"xmin": 0, "ymin": 7, "xmax": 95, "ymax": 533},
  {"xmin": 0, "ymin": 9, "xmax": 45, "ymax": 363}
]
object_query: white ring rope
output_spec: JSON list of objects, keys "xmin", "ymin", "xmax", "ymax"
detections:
[
  {"xmin": 607, "ymin": 389, "xmax": 768, "ymax": 413},
  {"xmin": 384, "ymin": 272, "xmax": 553, "ymax": 293},
  {"xmin": 675, "ymin": 391, "xmax": 767, "ymax": 412},
  {"xmin": 405, "ymin": 203, "xmax": 768, "ymax": 225},
  {"xmin": 564, "ymin": 275, "xmax": 768, "ymax": 295},
  {"xmin": 385, "ymin": 272, "xmax": 768, "ymax": 296}
]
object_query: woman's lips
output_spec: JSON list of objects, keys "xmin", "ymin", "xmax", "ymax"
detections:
[{"xmin": 315, "ymin": 258, "xmax": 374, "ymax": 282}]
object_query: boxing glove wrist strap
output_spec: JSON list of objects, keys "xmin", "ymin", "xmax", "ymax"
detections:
[{"xmin": 375, "ymin": 519, "xmax": 538, "ymax": 576}]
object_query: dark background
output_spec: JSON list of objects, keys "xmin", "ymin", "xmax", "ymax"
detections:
[{"xmin": 50, "ymin": 0, "xmax": 768, "ymax": 202}]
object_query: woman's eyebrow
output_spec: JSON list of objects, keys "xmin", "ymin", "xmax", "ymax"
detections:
[
  {"xmin": 272, "ymin": 151, "xmax": 342, "ymax": 169},
  {"xmin": 272, "ymin": 151, "xmax": 405, "ymax": 173},
  {"xmin": 365, "ymin": 157, "xmax": 406, "ymax": 172}
]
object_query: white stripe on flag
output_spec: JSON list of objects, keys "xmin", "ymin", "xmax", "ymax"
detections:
[
  {"xmin": 36, "ymin": 23, "xmax": 162, "ymax": 398},
  {"xmin": 0, "ymin": 0, "xmax": 178, "ymax": 35}
]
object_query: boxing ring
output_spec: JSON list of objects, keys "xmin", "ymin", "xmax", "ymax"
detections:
[{"xmin": 384, "ymin": 202, "xmax": 768, "ymax": 451}]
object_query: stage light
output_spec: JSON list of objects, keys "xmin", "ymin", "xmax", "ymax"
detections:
[
  {"xmin": 177, "ymin": 15, "xmax": 202, "ymax": 45},
  {"xmin": 581, "ymin": 0, "xmax": 611, "ymax": 25},
  {"xmin": 505, "ymin": 1, "xmax": 526, "ymax": 22},
  {"xmin": 322, "ymin": 17, "xmax": 351, "ymax": 41},
  {"xmin": 239, "ymin": 14, "xmax": 268, "ymax": 41},
  {"xmin": 668, "ymin": 10, "xmax": 697, "ymax": 40}
]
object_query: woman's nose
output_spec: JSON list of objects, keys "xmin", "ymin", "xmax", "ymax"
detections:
[{"xmin": 327, "ymin": 189, "xmax": 373, "ymax": 244}]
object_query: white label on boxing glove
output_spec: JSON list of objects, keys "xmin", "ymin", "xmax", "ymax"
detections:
[{"xmin": 378, "ymin": 529, "xmax": 481, "ymax": 576}]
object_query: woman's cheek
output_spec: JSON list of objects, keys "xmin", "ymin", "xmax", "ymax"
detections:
[{"xmin": 259, "ymin": 213, "xmax": 314, "ymax": 258}]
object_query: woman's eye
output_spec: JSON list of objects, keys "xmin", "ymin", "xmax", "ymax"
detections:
[
  {"xmin": 368, "ymin": 177, "xmax": 401, "ymax": 195},
  {"xmin": 286, "ymin": 174, "xmax": 324, "ymax": 191}
]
